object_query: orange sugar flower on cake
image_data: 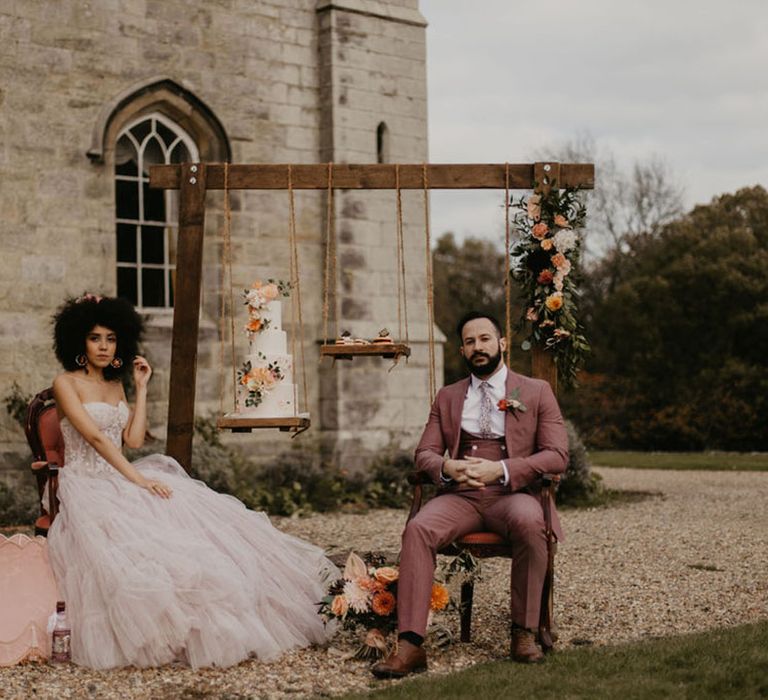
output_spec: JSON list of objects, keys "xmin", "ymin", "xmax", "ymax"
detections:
[
  {"xmin": 371, "ymin": 591, "xmax": 396, "ymax": 616},
  {"xmin": 262, "ymin": 283, "xmax": 279, "ymax": 301},
  {"xmin": 531, "ymin": 222, "xmax": 549, "ymax": 240},
  {"xmin": 430, "ymin": 583, "xmax": 450, "ymax": 611},
  {"xmin": 246, "ymin": 318, "xmax": 263, "ymax": 333}
]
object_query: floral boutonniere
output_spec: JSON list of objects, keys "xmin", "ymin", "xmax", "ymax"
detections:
[{"xmin": 497, "ymin": 388, "xmax": 527, "ymax": 417}]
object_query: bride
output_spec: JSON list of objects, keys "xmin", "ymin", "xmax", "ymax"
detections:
[{"xmin": 47, "ymin": 294, "xmax": 336, "ymax": 669}]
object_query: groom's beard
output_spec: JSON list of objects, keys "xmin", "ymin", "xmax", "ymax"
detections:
[{"xmin": 463, "ymin": 347, "xmax": 503, "ymax": 379}]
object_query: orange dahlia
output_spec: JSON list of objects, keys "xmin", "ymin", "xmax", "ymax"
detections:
[
  {"xmin": 430, "ymin": 583, "xmax": 450, "ymax": 611},
  {"xmin": 372, "ymin": 591, "xmax": 396, "ymax": 616}
]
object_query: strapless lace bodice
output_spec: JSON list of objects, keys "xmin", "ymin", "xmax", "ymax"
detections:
[{"xmin": 60, "ymin": 402, "xmax": 130, "ymax": 477}]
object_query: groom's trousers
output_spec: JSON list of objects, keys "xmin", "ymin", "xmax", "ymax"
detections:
[{"xmin": 397, "ymin": 434, "xmax": 548, "ymax": 636}]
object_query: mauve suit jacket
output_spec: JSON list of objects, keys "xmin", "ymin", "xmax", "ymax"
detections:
[{"xmin": 414, "ymin": 369, "xmax": 569, "ymax": 539}]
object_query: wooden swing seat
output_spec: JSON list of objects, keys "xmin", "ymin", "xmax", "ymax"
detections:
[
  {"xmin": 319, "ymin": 343, "xmax": 411, "ymax": 361},
  {"xmin": 216, "ymin": 415, "xmax": 310, "ymax": 433}
]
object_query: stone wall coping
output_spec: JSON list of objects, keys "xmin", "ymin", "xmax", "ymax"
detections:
[{"xmin": 316, "ymin": 0, "xmax": 427, "ymax": 27}]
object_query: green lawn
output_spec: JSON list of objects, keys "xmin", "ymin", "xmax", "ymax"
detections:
[
  {"xmin": 345, "ymin": 621, "xmax": 768, "ymax": 699},
  {"xmin": 588, "ymin": 450, "xmax": 768, "ymax": 471}
]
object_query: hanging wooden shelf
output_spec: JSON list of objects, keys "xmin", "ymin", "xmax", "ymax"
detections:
[
  {"xmin": 320, "ymin": 343, "xmax": 411, "ymax": 361},
  {"xmin": 216, "ymin": 415, "xmax": 311, "ymax": 434}
]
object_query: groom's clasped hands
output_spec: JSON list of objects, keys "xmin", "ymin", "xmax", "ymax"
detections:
[{"xmin": 443, "ymin": 457, "xmax": 504, "ymax": 489}]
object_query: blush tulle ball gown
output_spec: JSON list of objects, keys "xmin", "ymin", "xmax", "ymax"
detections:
[{"xmin": 47, "ymin": 402, "xmax": 336, "ymax": 669}]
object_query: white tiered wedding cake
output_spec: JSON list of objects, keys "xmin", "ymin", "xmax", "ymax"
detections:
[{"xmin": 236, "ymin": 281, "xmax": 297, "ymax": 418}]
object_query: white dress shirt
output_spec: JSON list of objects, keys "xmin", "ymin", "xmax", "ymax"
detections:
[{"xmin": 442, "ymin": 364, "xmax": 510, "ymax": 485}]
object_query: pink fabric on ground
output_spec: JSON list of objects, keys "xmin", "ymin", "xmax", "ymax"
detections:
[{"xmin": 0, "ymin": 534, "xmax": 60, "ymax": 666}]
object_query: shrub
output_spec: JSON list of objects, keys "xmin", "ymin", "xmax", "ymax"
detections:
[
  {"xmin": 557, "ymin": 420, "xmax": 603, "ymax": 506},
  {"xmin": 0, "ymin": 476, "xmax": 38, "ymax": 528}
]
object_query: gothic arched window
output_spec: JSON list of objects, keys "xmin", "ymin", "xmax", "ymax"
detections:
[{"xmin": 114, "ymin": 114, "xmax": 199, "ymax": 309}]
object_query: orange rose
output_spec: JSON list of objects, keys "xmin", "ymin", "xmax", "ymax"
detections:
[
  {"xmin": 551, "ymin": 253, "xmax": 567, "ymax": 269},
  {"xmin": 540, "ymin": 238, "xmax": 554, "ymax": 251},
  {"xmin": 430, "ymin": 583, "xmax": 450, "ymax": 611},
  {"xmin": 531, "ymin": 222, "xmax": 549, "ymax": 240},
  {"xmin": 374, "ymin": 566, "xmax": 399, "ymax": 584},
  {"xmin": 331, "ymin": 595, "xmax": 348, "ymax": 617},
  {"xmin": 554, "ymin": 214, "xmax": 571, "ymax": 228},
  {"xmin": 371, "ymin": 591, "xmax": 396, "ymax": 616},
  {"xmin": 545, "ymin": 292, "xmax": 563, "ymax": 312},
  {"xmin": 358, "ymin": 576, "xmax": 385, "ymax": 593},
  {"xmin": 246, "ymin": 318, "xmax": 263, "ymax": 332}
]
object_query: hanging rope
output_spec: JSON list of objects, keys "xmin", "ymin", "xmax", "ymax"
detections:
[
  {"xmin": 217, "ymin": 162, "xmax": 238, "ymax": 415},
  {"xmin": 287, "ymin": 165, "xmax": 309, "ymax": 415},
  {"xmin": 422, "ymin": 163, "xmax": 436, "ymax": 404},
  {"xmin": 394, "ymin": 164, "xmax": 410, "ymax": 346},
  {"xmin": 504, "ymin": 162, "xmax": 512, "ymax": 366},
  {"xmin": 321, "ymin": 163, "xmax": 337, "ymax": 346}
]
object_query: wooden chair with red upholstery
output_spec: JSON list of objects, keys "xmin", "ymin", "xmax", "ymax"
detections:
[
  {"xmin": 406, "ymin": 472, "xmax": 560, "ymax": 654},
  {"xmin": 23, "ymin": 388, "xmax": 63, "ymax": 536}
]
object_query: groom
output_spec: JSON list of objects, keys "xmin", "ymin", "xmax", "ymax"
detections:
[{"xmin": 372, "ymin": 311, "xmax": 569, "ymax": 678}]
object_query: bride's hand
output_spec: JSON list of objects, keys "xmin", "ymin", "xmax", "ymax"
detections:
[
  {"xmin": 139, "ymin": 478, "xmax": 172, "ymax": 498},
  {"xmin": 133, "ymin": 356, "xmax": 152, "ymax": 390}
]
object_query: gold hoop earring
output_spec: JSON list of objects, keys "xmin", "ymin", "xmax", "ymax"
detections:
[
  {"xmin": 110, "ymin": 357, "xmax": 123, "ymax": 369},
  {"xmin": 75, "ymin": 354, "xmax": 87, "ymax": 367}
]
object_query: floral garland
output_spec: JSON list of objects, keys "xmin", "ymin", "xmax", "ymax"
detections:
[
  {"xmin": 243, "ymin": 278, "xmax": 291, "ymax": 338},
  {"xmin": 511, "ymin": 186, "xmax": 590, "ymax": 388}
]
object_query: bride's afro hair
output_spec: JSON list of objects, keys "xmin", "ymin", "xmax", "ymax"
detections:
[{"xmin": 53, "ymin": 294, "xmax": 143, "ymax": 381}]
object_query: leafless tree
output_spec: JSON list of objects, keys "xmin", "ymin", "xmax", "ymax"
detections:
[{"xmin": 535, "ymin": 132, "xmax": 685, "ymax": 260}]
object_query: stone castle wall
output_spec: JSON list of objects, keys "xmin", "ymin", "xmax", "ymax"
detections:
[{"xmin": 0, "ymin": 0, "xmax": 440, "ymax": 484}]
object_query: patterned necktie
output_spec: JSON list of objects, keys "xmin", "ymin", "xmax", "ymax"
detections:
[{"xmin": 478, "ymin": 381, "xmax": 494, "ymax": 438}]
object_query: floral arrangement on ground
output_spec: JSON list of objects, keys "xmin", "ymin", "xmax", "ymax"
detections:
[
  {"xmin": 318, "ymin": 551, "xmax": 477, "ymax": 659},
  {"xmin": 511, "ymin": 185, "xmax": 590, "ymax": 388}
]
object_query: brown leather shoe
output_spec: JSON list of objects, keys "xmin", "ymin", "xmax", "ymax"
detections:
[
  {"xmin": 511, "ymin": 626, "xmax": 544, "ymax": 663},
  {"xmin": 371, "ymin": 639, "xmax": 428, "ymax": 679}
]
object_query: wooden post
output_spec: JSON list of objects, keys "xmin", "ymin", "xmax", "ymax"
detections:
[
  {"xmin": 166, "ymin": 163, "xmax": 207, "ymax": 469},
  {"xmin": 531, "ymin": 162, "xmax": 562, "ymax": 396}
]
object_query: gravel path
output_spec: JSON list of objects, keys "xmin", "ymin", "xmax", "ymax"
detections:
[{"xmin": 2, "ymin": 467, "xmax": 766, "ymax": 699}]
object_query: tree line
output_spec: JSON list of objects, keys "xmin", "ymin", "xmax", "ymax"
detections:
[{"xmin": 433, "ymin": 178, "xmax": 768, "ymax": 451}]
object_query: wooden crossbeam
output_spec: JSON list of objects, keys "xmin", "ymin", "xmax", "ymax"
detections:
[
  {"xmin": 150, "ymin": 162, "xmax": 594, "ymax": 191},
  {"xmin": 151, "ymin": 161, "xmax": 594, "ymax": 470}
]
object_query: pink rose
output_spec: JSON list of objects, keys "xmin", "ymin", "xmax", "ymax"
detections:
[
  {"xmin": 537, "ymin": 269, "xmax": 554, "ymax": 285},
  {"xmin": 331, "ymin": 595, "xmax": 349, "ymax": 617},
  {"xmin": 551, "ymin": 253, "xmax": 567, "ymax": 269},
  {"xmin": 554, "ymin": 214, "xmax": 571, "ymax": 229},
  {"xmin": 527, "ymin": 195, "xmax": 541, "ymax": 221},
  {"xmin": 262, "ymin": 283, "xmax": 279, "ymax": 301}
]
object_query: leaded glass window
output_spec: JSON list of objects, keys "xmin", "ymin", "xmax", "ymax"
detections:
[{"xmin": 114, "ymin": 114, "xmax": 198, "ymax": 308}]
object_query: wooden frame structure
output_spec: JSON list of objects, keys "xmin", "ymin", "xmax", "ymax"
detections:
[{"xmin": 149, "ymin": 162, "xmax": 595, "ymax": 469}]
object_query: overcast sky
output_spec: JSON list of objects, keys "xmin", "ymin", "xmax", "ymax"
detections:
[{"xmin": 420, "ymin": 0, "xmax": 768, "ymax": 243}]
